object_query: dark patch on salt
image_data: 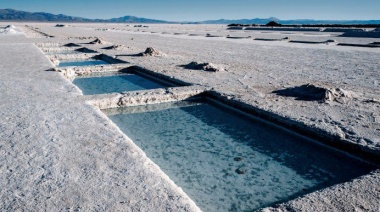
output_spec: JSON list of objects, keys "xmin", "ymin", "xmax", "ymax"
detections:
[
  {"xmin": 180, "ymin": 61, "xmax": 226, "ymax": 72},
  {"xmin": 273, "ymin": 84, "xmax": 354, "ymax": 103},
  {"xmin": 273, "ymin": 84, "xmax": 327, "ymax": 101}
]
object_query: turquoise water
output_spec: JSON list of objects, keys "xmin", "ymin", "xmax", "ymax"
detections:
[
  {"xmin": 73, "ymin": 74, "xmax": 169, "ymax": 95},
  {"xmin": 58, "ymin": 60, "xmax": 109, "ymax": 67},
  {"xmin": 102, "ymin": 100, "xmax": 374, "ymax": 211}
]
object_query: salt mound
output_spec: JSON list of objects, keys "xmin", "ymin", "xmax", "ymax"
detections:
[
  {"xmin": 55, "ymin": 24, "xmax": 67, "ymax": 27},
  {"xmin": 102, "ymin": 45, "xmax": 129, "ymax": 50},
  {"xmin": 88, "ymin": 38, "xmax": 109, "ymax": 44},
  {"xmin": 206, "ymin": 33, "xmax": 223, "ymax": 37},
  {"xmin": 140, "ymin": 47, "xmax": 165, "ymax": 56},
  {"xmin": 324, "ymin": 87, "xmax": 354, "ymax": 103},
  {"xmin": 6, "ymin": 25, "xmax": 16, "ymax": 29},
  {"xmin": 273, "ymin": 84, "xmax": 354, "ymax": 103},
  {"xmin": 183, "ymin": 61, "xmax": 227, "ymax": 72},
  {"xmin": 50, "ymin": 58, "xmax": 60, "ymax": 66},
  {"xmin": 0, "ymin": 28, "xmax": 21, "ymax": 35}
]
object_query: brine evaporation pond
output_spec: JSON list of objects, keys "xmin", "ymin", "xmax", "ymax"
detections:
[
  {"xmin": 45, "ymin": 50, "xmax": 80, "ymax": 55},
  {"xmin": 73, "ymin": 73, "xmax": 171, "ymax": 95},
  {"xmin": 58, "ymin": 59, "xmax": 109, "ymax": 67},
  {"xmin": 102, "ymin": 100, "xmax": 374, "ymax": 211}
]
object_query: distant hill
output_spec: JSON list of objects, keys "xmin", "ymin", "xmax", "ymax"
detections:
[
  {"xmin": 0, "ymin": 9, "xmax": 93, "ymax": 22},
  {"xmin": 0, "ymin": 8, "xmax": 379, "ymax": 25},
  {"xmin": 0, "ymin": 9, "xmax": 170, "ymax": 23},
  {"xmin": 196, "ymin": 18, "xmax": 380, "ymax": 25},
  {"xmin": 108, "ymin": 16, "xmax": 169, "ymax": 23},
  {"xmin": 191, "ymin": 17, "xmax": 280, "ymax": 25}
]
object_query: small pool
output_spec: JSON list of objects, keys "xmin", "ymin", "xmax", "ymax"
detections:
[
  {"xmin": 102, "ymin": 99, "xmax": 375, "ymax": 212},
  {"xmin": 73, "ymin": 73, "xmax": 172, "ymax": 95},
  {"xmin": 58, "ymin": 60, "xmax": 109, "ymax": 67},
  {"xmin": 44, "ymin": 47, "xmax": 97, "ymax": 55},
  {"xmin": 45, "ymin": 50, "xmax": 82, "ymax": 55}
]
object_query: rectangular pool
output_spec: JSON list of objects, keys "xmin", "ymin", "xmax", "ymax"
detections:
[
  {"xmin": 57, "ymin": 60, "xmax": 109, "ymax": 67},
  {"xmin": 73, "ymin": 73, "xmax": 173, "ymax": 95},
  {"xmin": 46, "ymin": 49, "xmax": 96, "ymax": 55},
  {"xmin": 102, "ymin": 99, "xmax": 375, "ymax": 211}
]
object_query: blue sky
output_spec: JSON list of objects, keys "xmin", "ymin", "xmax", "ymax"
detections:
[{"xmin": 1, "ymin": 0, "xmax": 379, "ymax": 21}]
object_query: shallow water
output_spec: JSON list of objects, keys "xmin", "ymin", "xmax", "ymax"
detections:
[
  {"xmin": 73, "ymin": 74, "xmax": 169, "ymax": 95},
  {"xmin": 103, "ymin": 100, "xmax": 374, "ymax": 212},
  {"xmin": 45, "ymin": 50, "xmax": 81, "ymax": 55},
  {"xmin": 57, "ymin": 60, "xmax": 109, "ymax": 67}
]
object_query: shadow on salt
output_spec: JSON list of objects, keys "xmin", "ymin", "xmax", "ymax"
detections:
[{"xmin": 56, "ymin": 54, "xmax": 127, "ymax": 68}]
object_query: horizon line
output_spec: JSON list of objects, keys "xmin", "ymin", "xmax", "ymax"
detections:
[{"xmin": 1, "ymin": 8, "xmax": 380, "ymax": 22}]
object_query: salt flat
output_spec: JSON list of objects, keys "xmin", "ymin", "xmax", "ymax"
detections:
[{"xmin": 0, "ymin": 23, "xmax": 379, "ymax": 211}]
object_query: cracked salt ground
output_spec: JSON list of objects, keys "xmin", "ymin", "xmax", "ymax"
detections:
[{"xmin": 102, "ymin": 100, "xmax": 374, "ymax": 212}]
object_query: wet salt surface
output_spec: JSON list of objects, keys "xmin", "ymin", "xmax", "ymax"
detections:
[
  {"xmin": 73, "ymin": 74, "xmax": 170, "ymax": 95},
  {"xmin": 102, "ymin": 100, "xmax": 375, "ymax": 212},
  {"xmin": 57, "ymin": 59, "xmax": 109, "ymax": 67}
]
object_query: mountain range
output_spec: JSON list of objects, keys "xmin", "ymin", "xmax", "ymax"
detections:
[
  {"xmin": 0, "ymin": 9, "xmax": 169, "ymax": 23},
  {"xmin": 1, "ymin": 9, "xmax": 379, "ymax": 25},
  {"xmin": 197, "ymin": 18, "xmax": 380, "ymax": 25}
]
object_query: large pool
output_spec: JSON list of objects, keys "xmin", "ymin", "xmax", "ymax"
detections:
[{"xmin": 102, "ymin": 99, "xmax": 375, "ymax": 211}]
